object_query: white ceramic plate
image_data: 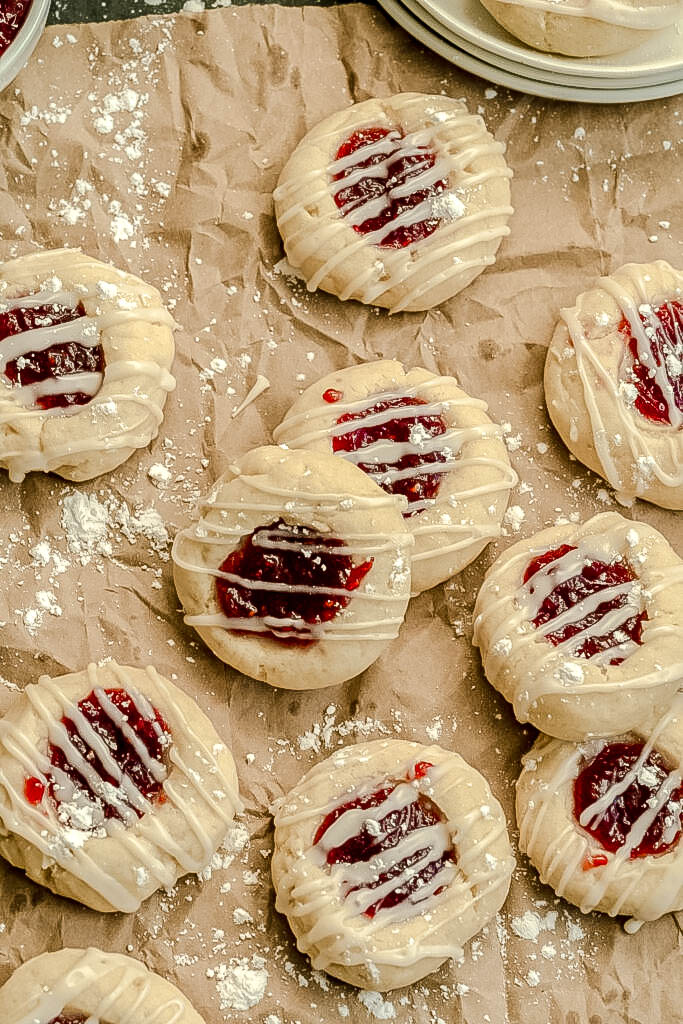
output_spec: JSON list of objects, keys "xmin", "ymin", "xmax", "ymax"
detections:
[
  {"xmin": 377, "ymin": 0, "xmax": 683, "ymax": 101},
  {"xmin": 0, "ymin": 0, "xmax": 51, "ymax": 93},
  {"xmin": 411, "ymin": 0, "xmax": 683, "ymax": 86},
  {"xmin": 411, "ymin": 0, "xmax": 683, "ymax": 79}
]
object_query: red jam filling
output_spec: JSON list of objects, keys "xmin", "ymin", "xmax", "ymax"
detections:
[
  {"xmin": 332, "ymin": 127, "xmax": 447, "ymax": 249},
  {"xmin": 0, "ymin": 301, "xmax": 104, "ymax": 410},
  {"xmin": 333, "ymin": 396, "xmax": 448, "ymax": 515},
  {"xmin": 49, "ymin": 1017, "xmax": 89, "ymax": 1024},
  {"xmin": 314, "ymin": 764, "xmax": 455, "ymax": 918},
  {"xmin": 523, "ymin": 544, "xmax": 646, "ymax": 664},
  {"xmin": 24, "ymin": 775, "xmax": 45, "ymax": 804},
  {"xmin": 618, "ymin": 300, "xmax": 683, "ymax": 425},
  {"xmin": 25, "ymin": 688, "xmax": 170, "ymax": 829},
  {"xmin": 574, "ymin": 742, "xmax": 683, "ymax": 859},
  {"xmin": 0, "ymin": 0, "xmax": 30, "ymax": 56},
  {"xmin": 216, "ymin": 519, "xmax": 373, "ymax": 641},
  {"xmin": 582, "ymin": 852, "xmax": 609, "ymax": 871}
]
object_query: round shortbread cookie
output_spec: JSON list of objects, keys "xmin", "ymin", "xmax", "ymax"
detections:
[
  {"xmin": 545, "ymin": 260, "xmax": 683, "ymax": 510},
  {"xmin": 272, "ymin": 738, "xmax": 514, "ymax": 990},
  {"xmin": 473, "ymin": 511, "xmax": 683, "ymax": 741},
  {"xmin": 274, "ymin": 93, "xmax": 513, "ymax": 313},
  {"xmin": 0, "ymin": 248, "xmax": 176, "ymax": 482},
  {"xmin": 274, "ymin": 360, "xmax": 517, "ymax": 594},
  {"xmin": 0, "ymin": 947, "xmax": 206, "ymax": 1024},
  {"xmin": 172, "ymin": 446, "xmax": 413, "ymax": 690},
  {"xmin": 0, "ymin": 662, "xmax": 240, "ymax": 913},
  {"xmin": 478, "ymin": 0, "xmax": 680, "ymax": 57},
  {"xmin": 516, "ymin": 691, "xmax": 683, "ymax": 928}
]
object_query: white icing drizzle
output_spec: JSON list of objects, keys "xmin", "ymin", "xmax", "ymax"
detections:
[
  {"xmin": 13, "ymin": 372, "xmax": 104, "ymax": 408},
  {"xmin": 0, "ymin": 664, "xmax": 241, "ymax": 913},
  {"xmin": 311, "ymin": 777, "xmax": 456, "ymax": 918},
  {"xmin": 0, "ymin": 276, "xmax": 176, "ymax": 481},
  {"xmin": 0, "ymin": 297, "xmax": 104, "ymax": 402},
  {"xmin": 275, "ymin": 757, "xmax": 510, "ymax": 971},
  {"xmin": 328, "ymin": 129, "xmax": 453, "ymax": 245},
  {"xmin": 560, "ymin": 263, "xmax": 683, "ymax": 500},
  {"xmin": 521, "ymin": 543, "xmax": 643, "ymax": 659},
  {"xmin": 11, "ymin": 949, "xmax": 187, "ymax": 1024},
  {"xmin": 274, "ymin": 96, "xmax": 513, "ymax": 313},
  {"xmin": 485, "ymin": 0, "xmax": 680, "ymax": 29},
  {"xmin": 473, "ymin": 517, "xmax": 683, "ymax": 721},
  {"xmin": 518, "ymin": 691, "xmax": 683, "ymax": 922},
  {"xmin": 274, "ymin": 376, "xmax": 518, "ymax": 567},
  {"xmin": 173, "ymin": 468, "xmax": 414, "ymax": 643},
  {"xmin": 23, "ymin": 678, "xmax": 169, "ymax": 832},
  {"xmin": 0, "ymin": 288, "xmax": 81, "ymax": 312},
  {"xmin": 231, "ymin": 374, "xmax": 271, "ymax": 419}
]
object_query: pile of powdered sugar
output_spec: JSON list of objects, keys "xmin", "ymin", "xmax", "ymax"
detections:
[{"xmin": 60, "ymin": 489, "xmax": 170, "ymax": 564}]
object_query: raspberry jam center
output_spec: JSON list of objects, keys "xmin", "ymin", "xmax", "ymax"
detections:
[
  {"xmin": 0, "ymin": 300, "xmax": 105, "ymax": 410},
  {"xmin": 618, "ymin": 300, "xmax": 683, "ymax": 426},
  {"xmin": 331, "ymin": 127, "xmax": 448, "ymax": 249},
  {"xmin": 25, "ymin": 688, "xmax": 170, "ymax": 832},
  {"xmin": 49, "ymin": 1017, "xmax": 90, "ymax": 1024},
  {"xmin": 574, "ymin": 742, "xmax": 683, "ymax": 859},
  {"xmin": 333, "ymin": 396, "xmax": 449, "ymax": 515},
  {"xmin": 216, "ymin": 519, "xmax": 373, "ymax": 641},
  {"xmin": 0, "ymin": 0, "xmax": 30, "ymax": 56},
  {"xmin": 523, "ymin": 544, "xmax": 646, "ymax": 665},
  {"xmin": 313, "ymin": 763, "xmax": 455, "ymax": 919}
]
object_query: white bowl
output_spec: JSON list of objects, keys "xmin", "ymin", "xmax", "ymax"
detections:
[{"xmin": 0, "ymin": 0, "xmax": 51, "ymax": 93}]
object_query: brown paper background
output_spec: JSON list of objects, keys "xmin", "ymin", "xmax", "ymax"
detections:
[{"xmin": 0, "ymin": 5, "xmax": 681, "ymax": 1022}]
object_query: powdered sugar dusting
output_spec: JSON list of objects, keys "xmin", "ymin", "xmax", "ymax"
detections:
[
  {"xmin": 210, "ymin": 955, "xmax": 268, "ymax": 1010},
  {"xmin": 60, "ymin": 491, "xmax": 170, "ymax": 564},
  {"xmin": 297, "ymin": 705, "xmax": 391, "ymax": 754}
]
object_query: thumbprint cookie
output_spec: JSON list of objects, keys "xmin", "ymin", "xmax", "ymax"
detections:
[
  {"xmin": 274, "ymin": 93, "xmax": 512, "ymax": 313},
  {"xmin": 0, "ymin": 662, "xmax": 241, "ymax": 913},
  {"xmin": 172, "ymin": 446, "xmax": 413, "ymax": 690},
  {"xmin": 545, "ymin": 260, "xmax": 683, "ymax": 509},
  {"xmin": 272, "ymin": 739, "xmax": 514, "ymax": 990},
  {"xmin": 0, "ymin": 947, "xmax": 206, "ymax": 1024},
  {"xmin": 478, "ymin": 0, "xmax": 681, "ymax": 58},
  {"xmin": 473, "ymin": 512, "xmax": 683, "ymax": 741},
  {"xmin": 516, "ymin": 691, "xmax": 683, "ymax": 930},
  {"xmin": 0, "ymin": 248, "xmax": 175, "ymax": 482},
  {"xmin": 274, "ymin": 360, "xmax": 517, "ymax": 593}
]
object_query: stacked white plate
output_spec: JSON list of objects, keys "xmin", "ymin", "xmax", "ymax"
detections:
[{"xmin": 376, "ymin": 0, "xmax": 683, "ymax": 102}]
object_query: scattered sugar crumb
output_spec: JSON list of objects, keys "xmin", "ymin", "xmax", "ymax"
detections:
[
  {"xmin": 148, "ymin": 463, "xmax": 172, "ymax": 487},
  {"xmin": 357, "ymin": 991, "xmax": 396, "ymax": 1019},
  {"xmin": 504, "ymin": 505, "xmax": 525, "ymax": 532}
]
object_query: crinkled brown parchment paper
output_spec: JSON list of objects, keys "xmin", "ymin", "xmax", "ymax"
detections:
[{"xmin": 0, "ymin": 5, "xmax": 681, "ymax": 1023}]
